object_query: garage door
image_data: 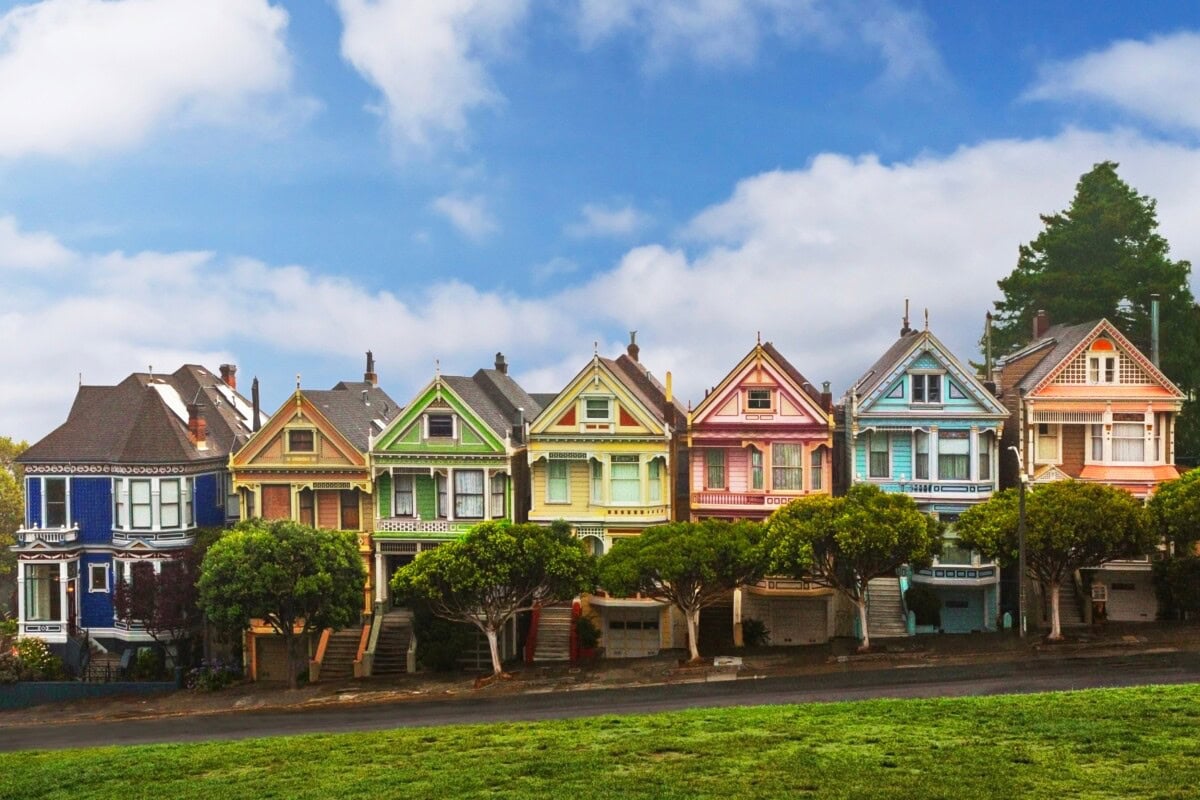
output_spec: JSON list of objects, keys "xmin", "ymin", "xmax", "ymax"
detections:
[
  {"xmin": 606, "ymin": 608, "xmax": 661, "ymax": 658},
  {"xmin": 255, "ymin": 636, "xmax": 289, "ymax": 682},
  {"xmin": 1104, "ymin": 575, "xmax": 1157, "ymax": 622},
  {"xmin": 768, "ymin": 597, "xmax": 828, "ymax": 645},
  {"xmin": 261, "ymin": 485, "xmax": 291, "ymax": 520}
]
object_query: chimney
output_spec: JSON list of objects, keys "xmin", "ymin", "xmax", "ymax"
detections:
[
  {"xmin": 251, "ymin": 377, "xmax": 261, "ymax": 432},
  {"xmin": 665, "ymin": 371, "xmax": 673, "ymax": 404},
  {"xmin": 1151, "ymin": 294, "xmax": 1161, "ymax": 368},
  {"xmin": 627, "ymin": 331, "xmax": 639, "ymax": 362},
  {"xmin": 364, "ymin": 350, "xmax": 378, "ymax": 386},
  {"xmin": 1033, "ymin": 309, "xmax": 1050, "ymax": 339},
  {"xmin": 900, "ymin": 298, "xmax": 912, "ymax": 335},
  {"xmin": 495, "ymin": 352, "xmax": 508, "ymax": 375},
  {"xmin": 187, "ymin": 401, "xmax": 208, "ymax": 448},
  {"xmin": 219, "ymin": 364, "xmax": 237, "ymax": 390},
  {"xmin": 513, "ymin": 407, "xmax": 525, "ymax": 444},
  {"xmin": 820, "ymin": 381, "xmax": 833, "ymax": 412},
  {"xmin": 984, "ymin": 311, "xmax": 993, "ymax": 377}
]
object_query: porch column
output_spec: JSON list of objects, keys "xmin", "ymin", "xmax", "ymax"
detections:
[
  {"xmin": 482, "ymin": 469, "xmax": 490, "ymax": 520},
  {"xmin": 59, "ymin": 561, "xmax": 69, "ymax": 627},
  {"xmin": 374, "ymin": 550, "xmax": 386, "ymax": 603},
  {"xmin": 969, "ymin": 427, "xmax": 979, "ymax": 482},
  {"xmin": 16, "ymin": 561, "xmax": 25, "ymax": 628},
  {"xmin": 732, "ymin": 587, "xmax": 744, "ymax": 647}
]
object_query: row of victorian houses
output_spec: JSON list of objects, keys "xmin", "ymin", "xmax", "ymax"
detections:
[{"xmin": 11, "ymin": 308, "xmax": 1186, "ymax": 679}]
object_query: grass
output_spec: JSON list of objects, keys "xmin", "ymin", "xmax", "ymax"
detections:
[{"xmin": 5, "ymin": 685, "xmax": 1200, "ymax": 799}]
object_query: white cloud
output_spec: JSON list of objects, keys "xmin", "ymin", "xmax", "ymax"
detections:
[
  {"xmin": 0, "ymin": 216, "xmax": 74, "ymax": 269},
  {"xmin": 565, "ymin": 202, "xmax": 651, "ymax": 238},
  {"xmin": 431, "ymin": 193, "xmax": 499, "ymax": 239},
  {"xmin": 1027, "ymin": 31, "xmax": 1200, "ymax": 134},
  {"xmin": 0, "ymin": 0, "xmax": 296, "ymax": 159},
  {"xmin": 6, "ymin": 128, "xmax": 1200, "ymax": 443},
  {"xmin": 335, "ymin": 0, "xmax": 529, "ymax": 152},
  {"xmin": 574, "ymin": 0, "xmax": 943, "ymax": 81}
]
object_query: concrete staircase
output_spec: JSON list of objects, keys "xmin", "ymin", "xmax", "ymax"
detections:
[
  {"xmin": 866, "ymin": 577, "xmax": 909, "ymax": 639},
  {"xmin": 531, "ymin": 605, "xmax": 572, "ymax": 662},
  {"xmin": 319, "ymin": 626, "xmax": 363, "ymax": 682},
  {"xmin": 371, "ymin": 612, "xmax": 413, "ymax": 677},
  {"xmin": 1048, "ymin": 582, "xmax": 1086, "ymax": 627}
]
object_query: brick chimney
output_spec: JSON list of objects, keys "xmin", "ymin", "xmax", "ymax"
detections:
[
  {"xmin": 187, "ymin": 401, "xmax": 208, "ymax": 448},
  {"xmin": 1033, "ymin": 309, "xmax": 1050, "ymax": 339},
  {"xmin": 820, "ymin": 381, "xmax": 833, "ymax": 412},
  {"xmin": 364, "ymin": 350, "xmax": 378, "ymax": 386},
  {"xmin": 627, "ymin": 331, "xmax": 640, "ymax": 362},
  {"xmin": 219, "ymin": 364, "xmax": 237, "ymax": 390},
  {"xmin": 495, "ymin": 352, "xmax": 508, "ymax": 375}
]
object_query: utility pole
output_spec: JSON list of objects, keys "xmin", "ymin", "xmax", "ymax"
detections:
[{"xmin": 1008, "ymin": 445, "xmax": 1028, "ymax": 638}]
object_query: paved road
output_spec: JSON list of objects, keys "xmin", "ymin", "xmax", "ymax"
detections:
[{"xmin": 3, "ymin": 651, "xmax": 1198, "ymax": 752}]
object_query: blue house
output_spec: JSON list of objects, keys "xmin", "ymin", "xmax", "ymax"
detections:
[
  {"xmin": 843, "ymin": 315, "xmax": 1009, "ymax": 634},
  {"xmin": 13, "ymin": 364, "xmax": 258, "ymax": 658}
]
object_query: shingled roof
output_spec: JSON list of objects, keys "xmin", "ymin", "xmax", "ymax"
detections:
[
  {"xmin": 308, "ymin": 381, "xmax": 401, "ymax": 452},
  {"xmin": 1007, "ymin": 321, "xmax": 1098, "ymax": 392},
  {"xmin": 761, "ymin": 341, "xmax": 828, "ymax": 410},
  {"xmin": 603, "ymin": 354, "xmax": 688, "ymax": 429},
  {"xmin": 19, "ymin": 365, "xmax": 259, "ymax": 466},
  {"xmin": 442, "ymin": 368, "xmax": 542, "ymax": 442}
]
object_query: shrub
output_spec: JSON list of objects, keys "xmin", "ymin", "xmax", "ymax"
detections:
[
  {"xmin": 186, "ymin": 659, "xmax": 242, "ymax": 692},
  {"xmin": 905, "ymin": 584, "xmax": 942, "ymax": 627},
  {"xmin": 1153, "ymin": 557, "xmax": 1200, "ymax": 618},
  {"xmin": 412, "ymin": 605, "xmax": 475, "ymax": 672},
  {"xmin": 741, "ymin": 618, "xmax": 770, "ymax": 647},
  {"xmin": 0, "ymin": 615, "xmax": 17, "ymax": 652},
  {"xmin": 14, "ymin": 637, "xmax": 64, "ymax": 680},
  {"xmin": 0, "ymin": 653, "xmax": 20, "ymax": 684},
  {"xmin": 133, "ymin": 648, "xmax": 165, "ymax": 681},
  {"xmin": 576, "ymin": 615, "xmax": 601, "ymax": 650}
]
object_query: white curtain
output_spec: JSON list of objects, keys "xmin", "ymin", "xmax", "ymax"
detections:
[
  {"xmin": 1112, "ymin": 423, "xmax": 1145, "ymax": 462},
  {"xmin": 455, "ymin": 470, "xmax": 484, "ymax": 518}
]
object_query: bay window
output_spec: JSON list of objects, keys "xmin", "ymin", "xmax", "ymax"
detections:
[
  {"xmin": 24, "ymin": 564, "xmax": 61, "ymax": 621},
  {"xmin": 978, "ymin": 433, "xmax": 992, "ymax": 481},
  {"xmin": 548, "ymin": 462, "xmax": 569, "ymax": 503},
  {"xmin": 590, "ymin": 460, "xmax": 603, "ymax": 503},
  {"xmin": 160, "ymin": 480, "xmax": 181, "ymax": 528},
  {"xmin": 914, "ymin": 431, "xmax": 930, "ymax": 480},
  {"xmin": 705, "ymin": 449, "xmax": 725, "ymax": 489},
  {"xmin": 1112, "ymin": 422, "xmax": 1145, "ymax": 462},
  {"xmin": 130, "ymin": 480, "xmax": 152, "ymax": 529},
  {"xmin": 490, "ymin": 473, "xmax": 506, "ymax": 518},
  {"xmin": 868, "ymin": 433, "xmax": 889, "ymax": 478},
  {"xmin": 610, "ymin": 456, "xmax": 641, "ymax": 503},
  {"xmin": 773, "ymin": 444, "xmax": 803, "ymax": 491},
  {"xmin": 436, "ymin": 473, "xmax": 448, "ymax": 517},
  {"xmin": 648, "ymin": 459, "xmax": 662, "ymax": 503},
  {"xmin": 938, "ymin": 431, "xmax": 970, "ymax": 480},
  {"xmin": 454, "ymin": 470, "xmax": 485, "ymax": 519},
  {"xmin": 810, "ymin": 448, "xmax": 823, "ymax": 491},
  {"xmin": 749, "ymin": 447, "xmax": 764, "ymax": 490}
]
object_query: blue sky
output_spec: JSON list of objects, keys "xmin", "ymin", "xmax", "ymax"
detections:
[{"xmin": 3, "ymin": 0, "xmax": 1200, "ymax": 441}]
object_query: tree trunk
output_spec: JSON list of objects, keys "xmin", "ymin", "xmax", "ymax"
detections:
[
  {"xmin": 1048, "ymin": 580, "xmax": 1063, "ymax": 641},
  {"xmin": 284, "ymin": 631, "xmax": 300, "ymax": 690},
  {"xmin": 856, "ymin": 597, "xmax": 871, "ymax": 652},
  {"xmin": 686, "ymin": 607, "xmax": 701, "ymax": 662},
  {"xmin": 485, "ymin": 627, "xmax": 503, "ymax": 677}
]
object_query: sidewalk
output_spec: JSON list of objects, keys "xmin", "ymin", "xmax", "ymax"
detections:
[{"xmin": 3, "ymin": 621, "xmax": 1198, "ymax": 729}]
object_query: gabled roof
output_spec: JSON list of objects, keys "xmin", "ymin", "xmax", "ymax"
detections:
[
  {"xmin": 691, "ymin": 341, "xmax": 829, "ymax": 422},
  {"xmin": 849, "ymin": 328, "xmax": 1008, "ymax": 416},
  {"xmin": 305, "ymin": 381, "xmax": 401, "ymax": 452},
  {"xmin": 601, "ymin": 354, "xmax": 687, "ymax": 428},
  {"xmin": 19, "ymin": 365, "xmax": 259, "ymax": 466}
]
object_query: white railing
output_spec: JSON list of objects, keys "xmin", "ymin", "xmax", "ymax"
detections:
[
  {"xmin": 16, "ymin": 526, "xmax": 79, "ymax": 545},
  {"xmin": 692, "ymin": 492, "xmax": 766, "ymax": 506}
]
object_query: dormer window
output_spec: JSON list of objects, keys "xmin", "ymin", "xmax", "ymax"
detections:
[
  {"xmin": 1087, "ymin": 339, "xmax": 1118, "ymax": 384},
  {"xmin": 427, "ymin": 414, "xmax": 454, "ymax": 438},
  {"xmin": 287, "ymin": 429, "xmax": 315, "ymax": 452},
  {"xmin": 911, "ymin": 374, "xmax": 942, "ymax": 404},
  {"xmin": 747, "ymin": 389, "xmax": 772, "ymax": 410},
  {"xmin": 585, "ymin": 398, "xmax": 611, "ymax": 421}
]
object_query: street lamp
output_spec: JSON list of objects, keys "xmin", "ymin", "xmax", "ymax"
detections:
[{"xmin": 1008, "ymin": 445, "xmax": 1028, "ymax": 638}]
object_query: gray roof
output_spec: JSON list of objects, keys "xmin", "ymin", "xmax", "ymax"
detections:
[
  {"xmin": 1010, "ymin": 321, "xmax": 1098, "ymax": 392},
  {"xmin": 308, "ymin": 381, "xmax": 401, "ymax": 452},
  {"xmin": 530, "ymin": 393, "xmax": 559, "ymax": 410},
  {"xmin": 602, "ymin": 354, "xmax": 688, "ymax": 429},
  {"xmin": 761, "ymin": 342, "xmax": 828, "ymax": 409},
  {"xmin": 19, "ymin": 365, "xmax": 259, "ymax": 466},
  {"xmin": 849, "ymin": 329, "xmax": 923, "ymax": 399},
  {"xmin": 442, "ymin": 369, "xmax": 542, "ymax": 441}
]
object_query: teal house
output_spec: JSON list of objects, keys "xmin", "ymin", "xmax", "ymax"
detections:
[{"xmin": 843, "ymin": 314, "xmax": 1009, "ymax": 634}]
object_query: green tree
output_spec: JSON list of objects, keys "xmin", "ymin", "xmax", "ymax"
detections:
[
  {"xmin": 597, "ymin": 520, "xmax": 768, "ymax": 662},
  {"xmin": 0, "ymin": 437, "xmax": 27, "ymax": 603},
  {"xmin": 197, "ymin": 520, "xmax": 365, "ymax": 689},
  {"xmin": 1148, "ymin": 467, "xmax": 1200, "ymax": 555},
  {"xmin": 956, "ymin": 481, "xmax": 1154, "ymax": 640},
  {"xmin": 766, "ymin": 485, "xmax": 938, "ymax": 651},
  {"xmin": 989, "ymin": 162, "xmax": 1200, "ymax": 461},
  {"xmin": 390, "ymin": 520, "xmax": 593, "ymax": 678}
]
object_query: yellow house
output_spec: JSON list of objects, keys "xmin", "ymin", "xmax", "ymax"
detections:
[{"xmin": 527, "ymin": 334, "xmax": 688, "ymax": 658}]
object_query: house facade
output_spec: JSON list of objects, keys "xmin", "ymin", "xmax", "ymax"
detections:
[
  {"xmin": 993, "ymin": 314, "xmax": 1184, "ymax": 624},
  {"xmin": 844, "ymin": 320, "xmax": 1009, "ymax": 634},
  {"xmin": 13, "ymin": 364, "xmax": 255, "ymax": 657},
  {"xmin": 689, "ymin": 341, "xmax": 841, "ymax": 647},
  {"xmin": 228, "ymin": 354, "xmax": 399, "ymax": 680},
  {"xmin": 527, "ymin": 335, "xmax": 688, "ymax": 658}
]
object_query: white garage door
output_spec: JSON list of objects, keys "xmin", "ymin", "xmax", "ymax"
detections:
[
  {"xmin": 768, "ymin": 598, "xmax": 828, "ymax": 645},
  {"xmin": 1104, "ymin": 575, "xmax": 1157, "ymax": 622},
  {"xmin": 606, "ymin": 608, "xmax": 661, "ymax": 658}
]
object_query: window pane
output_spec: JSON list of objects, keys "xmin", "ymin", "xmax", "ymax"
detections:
[
  {"xmin": 611, "ymin": 458, "xmax": 641, "ymax": 502},
  {"xmin": 44, "ymin": 478, "xmax": 67, "ymax": 527},
  {"xmin": 160, "ymin": 481, "xmax": 179, "ymax": 503},
  {"xmin": 455, "ymin": 470, "xmax": 484, "ymax": 518},
  {"xmin": 810, "ymin": 448, "xmax": 822, "ymax": 491},
  {"xmin": 914, "ymin": 432, "xmax": 929, "ymax": 480},
  {"xmin": 938, "ymin": 433, "xmax": 970, "ymax": 480},
  {"xmin": 978, "ymin": 435, "xmax": 991, "ymax": 480},
  {"xmin": 868, "ymin": 434, "xmax": 889, "ymax": 478},
  {"xmin": 1112, "ymin": 423, "xmax": 1145, "ymax": 462},
  {"xmin": 750, "ymin": 448, "xmax": 764, "ymax": 490},
  {"xmin": 491, "ymin": 473, "xmax": 506, "ymax": 518},
  {"xmin": 927, "ymin": 375, "xmax": 941, "ymax": 403},
  {"xmin": 1036, "ymin": 425, "xmax": 1058, "ymax": 461},
  {"xmin": 1090, "ymin": 425, "xmax": 1104, "ymax": 461},
  {"xmin": 24, "ymin": 564, "xmax": 61, "ymax": 621},
  {"xmin": 912, "ymin": 376, "xmax": 925, "ymax": 403},
  {"xmin": 585, "ymin": 398, "xmax": 610, "ymax": 419},
  {"xmin": 428, "ymin": 415, "xmax": 453, "ymax": 437},
  {"xmin": 160, "ymin": 480, "xmax": 180, "ymax": 528},
  {"xmin": 131, "ymin": 480, "xmax": 152, "ymax": 528},
  {"xmin": 394, "ymin": 475, "xmax": 414, "ymax": 516},
  {"xmin": 773, "ymin": 444, "xmax": 803, "ymax": 491},
  {"xmin": 705, "ymin": 449, "xmax": 725, "ymax": 489},
  {"xmin": 548, "ymin": 462, "xmax": 568, "ymax": 502},
  {"xmin": 747, "ymin": 389, "xmax": 771, "ymax": 409},
  {"xmin": 648, "ymin": 459, "xmax": 661, "ymax": 503},
  {"xmin": 288, "ymin": 429, "xmax": 314, "ymax": 452},
  {"xmin": 436, "ymin": 473, "xmax": 448, "ymax": 517},
  {"xmin": 131, "ymin": 481, "xmax": 151, "ymax": 504}
]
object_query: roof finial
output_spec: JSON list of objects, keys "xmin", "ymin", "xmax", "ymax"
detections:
[
  {"xmin": 757, "ymin": 331, "xmax": 761, "ymax": 345},
  {"xmin": 593, "ymin": 341, "xmax": 598, "ymax": 357},
  {"xmin": 296, "ymin": 373, "xmax": 301, "ymax": 389},
  {"xmin": 924, "ymin": 308, "xmax": 929, "ymax": 331},
  {"xmin": 435, "ymin": 358, "xmax": 440, "ymax": 378},
  {"xmin": 148, "ymin": 365, "xmax": 154, "ymax": 381}
]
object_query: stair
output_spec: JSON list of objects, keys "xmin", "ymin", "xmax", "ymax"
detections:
[
  {"xmin": 82, "ymin": 651, "xmax": 124, "ymax": 682},
  {"xmin": 318, "ymin": 626, "xmax": 363, "ymax": 682},
  {"xmin": 371, "ymin": 612, "xmax": 413, "ymax": 677},
  {"xmin": 1048, "ymin": 582, "xmax": 1086, "ymax": 627},
  {"xmin": 866, "ymin": 577, "xmax": 909, "ymax": 639},
  {"xmin": 457, "ymin": 628, "xmax": 494, "ymax": 672},
  {"xmin": 532, "ymin": 605, "xmax": 572, "ymax": 662}
]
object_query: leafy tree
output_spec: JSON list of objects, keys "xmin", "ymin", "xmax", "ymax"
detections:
[
  {"xmin": 1148, "ymin": 468, "xmax": 1200, "ymax": 555},
  {"xmin": 114, "ymin": 553, "xmax": 204, "ymax": 669},
  {"xmin": 390, "ymin": 520, "xmax": 594, "ymax": 678},
  {"xmin": 1152, "ymin": 557, "xmax": 1200, "ymax": 620},
  {"xmin": 0, "ymin": 437, "xmax": 27, "ymax": 609},
  {"xmin": 766, "ymin": 485, "xmax": 938, "ymax": 651},
  {"xmin": 198, "ymin": 520, "xmax": 365, "ymax": 689},
  {"xmin": 597, "ymin": 520, "xmax": 768, "ymax": 662},
  {"xmin": 989, "ymin": 161, "xmax": 1200, "ymax": 462},
  {"xmin": 956, "ymin": 481, "xmax": 1154, "ymax": 640}
]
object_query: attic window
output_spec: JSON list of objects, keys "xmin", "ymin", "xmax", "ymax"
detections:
[
  {"xmin": 911, "ymin": 374, "xmax": 942, "ymax": 404},
  {"xmin": 288, "ymin": 430, "xmax": 315, "ymax": 452},
  {"xmin": 747, "ymin": 389, "xmax": 771, "ymax": 410},
  {"xmin": 585, "ymin": 398, "xmax": 611, "ymax": 421},
  {"xmin": 427, "ymin": 414, "xmax": 454, "ymax": 438}
]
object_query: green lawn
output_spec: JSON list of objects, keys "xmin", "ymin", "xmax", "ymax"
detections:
[{"xmin": 5, "ymin": 685, "xmax": 1200, "ymax": 799}]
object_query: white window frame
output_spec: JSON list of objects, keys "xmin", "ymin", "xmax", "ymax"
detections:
[
  {"xmin": 609, "ymin": 455, "xmax": 642, "ymax": 505},
  {"xmin": 393, "ymin": 474, "xmax": 415, "ymax": 517},
  {"xmin": 913, "ymin": 431, "xmax": 930, "ymax": 480},
  {"xmin": 584, "ymin": 397, "xmax": 612, "ymax": 422},
  {"xmin": 453, "ymin": 469, "xmax": 485, "ymax": 520},
  {"xmin": 112, "ymin": 477, "xmax": 126, "ymax": 529},
  {"xmin": 867, "ymin": 432, "xmax": 890, "ymax": 479},
  {"xmin": 426, "ymin": 413, "xmax": 455, "ymax": 439},
  {"xmin": 42, "ymin": 476, "xmax": 70, "ymax": 529},
  {"xmin": 89, "ymin": 563, "xmax": 109, "ymax": 593},
  {"xmin": 1035, "ymin": 423, "xmax": 1061, "ymax": 465},
  {"xmin": 910, "ymin": 372, "xmax": 944, "ymax": 405},
  {"xmin": 130, "ymin": 479, "xmax": 153, "ymax": 530},
  {"xmin": 160, "ymin": 478, "xmax": 182, "ymax": 529},
  {"xmin": 648, "ymin": 458, "xmax": 663, "ymax": 504},
  {"xmin": 1088, "ymin": 354, "xmax": 1118, "ymax": 385},
  {"xmin": 490, "ymin": 473, "xmax": 506, "ymax": 519},
  {"xmin": 547, "ymin": 461, "xmax": 570, "ymax": 504},
  {"xmin": 746, "ymin": 389, "xmax": 772, "ymax": 411}
]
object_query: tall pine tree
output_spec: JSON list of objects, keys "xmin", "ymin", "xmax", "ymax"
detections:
[{"xmin": 991, "ymin": 161, "xmax": 1200, "ymax": 464}]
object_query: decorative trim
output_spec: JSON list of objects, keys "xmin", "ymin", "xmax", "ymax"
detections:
[{"xmin": 23, "ymin": 463, "xmax": 222, "ymax": 476}]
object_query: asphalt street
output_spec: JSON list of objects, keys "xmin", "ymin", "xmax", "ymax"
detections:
[{"xmin": 2, "ymin": 650, "xmax": 1197, "ymax": 752}]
